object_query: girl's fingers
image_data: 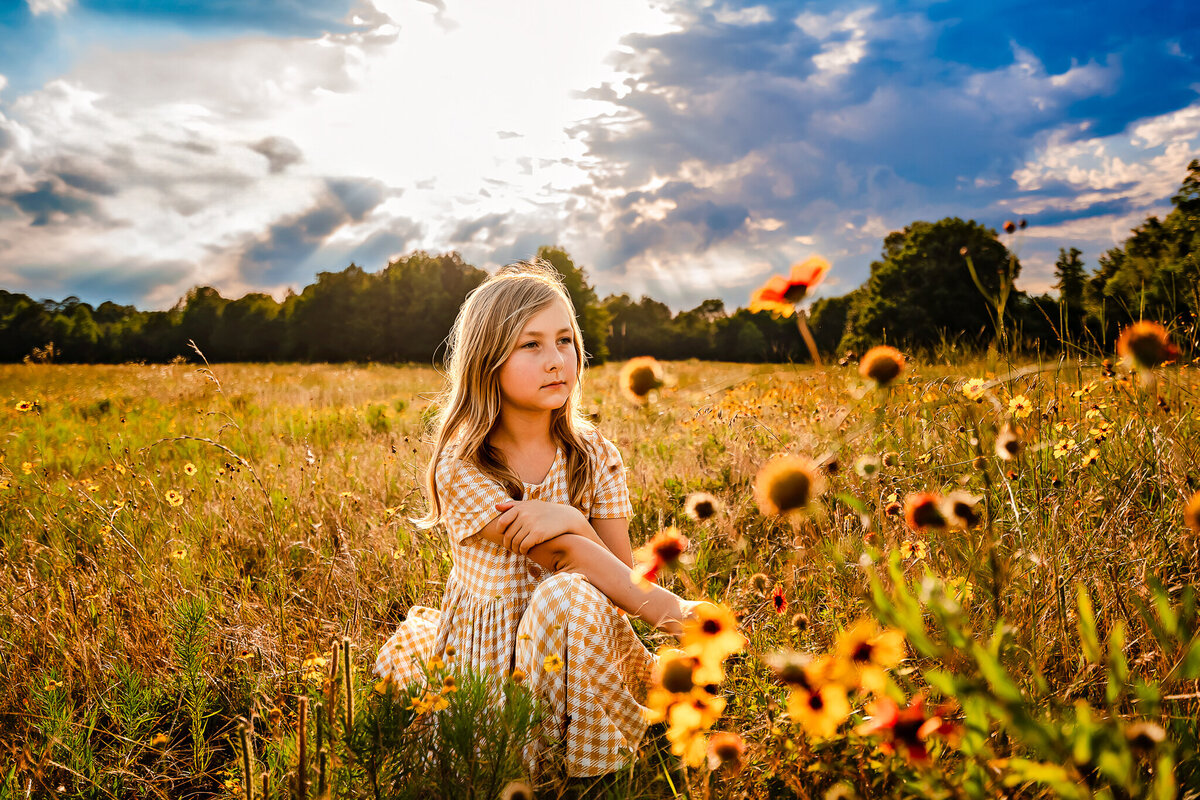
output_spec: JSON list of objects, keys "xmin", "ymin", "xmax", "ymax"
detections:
[{"xmin": 495, "ymin": 500, "xmax": 517, "ymax": 511}]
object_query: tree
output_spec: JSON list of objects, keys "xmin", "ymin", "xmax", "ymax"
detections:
[
  {"xmin": 841, "ymin": 218, "xmax": 1018, "ymax": 352},
  {"xmin": 536, "ymin": 247, "xmax": 611, "ymax": 363}
]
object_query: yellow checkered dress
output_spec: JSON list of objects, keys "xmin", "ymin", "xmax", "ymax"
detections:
[{"xmin": 373, "ymin": 429, "xmax": 657, "ymax": 777}]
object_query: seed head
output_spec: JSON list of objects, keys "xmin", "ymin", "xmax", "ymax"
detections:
[
  {"xmin": 501, "ymin": 781, "xmax": 535, "ymax": 800},
  {"xmin": 754, "ymin": 455, "xmax": 824, "ymax": 516},
  {"xmin": 1003, "ymin": 220, "xmax": 1017, "ymax": 234},
  {"xmin": 858, "ymin": 345, "xmax": 906, "ymax": 387},
  {"xmin": 707, "ymin": 731, "xmax": 746, "ymax": 772}
]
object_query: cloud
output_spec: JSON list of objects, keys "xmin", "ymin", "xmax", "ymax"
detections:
[
  {"xmin": 249, "ymin": 136, "xmax": 303, "ymax": 173},
  {"xmin": 26, "ymin": 0, "xmax": 72, "ymax": 17}
]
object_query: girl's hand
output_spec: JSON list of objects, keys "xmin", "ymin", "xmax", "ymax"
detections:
[{"xmin": 493, "ymin": 500, "xmax": 586, "ymax": 555}]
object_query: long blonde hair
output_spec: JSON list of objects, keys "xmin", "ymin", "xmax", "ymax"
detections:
[{"xmin": 417, "ymin": 258, "xmax": 597, "ymax": 529}]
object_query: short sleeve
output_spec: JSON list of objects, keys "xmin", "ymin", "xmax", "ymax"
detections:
[
  {"xmin": 436, "ymin": 452, "xmax": 516, "ymax": 544},
  {"xmin": 590, "ymin": 433, "xmax": 633, "ymax": 519}
]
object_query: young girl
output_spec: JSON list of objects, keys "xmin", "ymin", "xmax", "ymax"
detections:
[{"xmin": 373, "ymin": 259, "xmax": 697, "ymax": 777}]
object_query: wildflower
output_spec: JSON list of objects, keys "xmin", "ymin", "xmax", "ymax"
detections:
[
  {"xmin": 15, "ymin": 401, "xmax": 33, "ymax": 412},
  {"xmin": 791, "ymin": 612, "xmax": 810, "ymax": 632},
  {"xmin": 149, "ymin": 732, "xmax": 170, "ymax": 747},
  {"xmin": 1091, "ymin": 421, "xmax": 1112, "ymax": 442},
  {"xmin": 441, "ymin": 675, "xmax": 457, "ymax": 694},
  {"xmin": 510, "ymin": 668, "xmax": 527, "ymax": 683},
  {"xmin": 787, "ymin": 675, "xmax": 852, "ymax": 739},
  {"xmin": 183, "ymin": 462, "xmax": 197, "ymax": 476},
  {"xmin": 500, "ymin": 781, "xmax": 535, "ymax": 800},
  {"xmin": 947, "ymin": 576, "xmax": 975, "ymax": 604},
  {"xmin": 707, "ymin": 731, "xmax": 746, "ymax": 773},
  {"xmin": 1053, "ymin": 438, "xmax": 1076, "ymax": 459},
  {"xmin": 854, "ymin": 455, "xmax": 881, "ymax": 478},
  {"xmin": 899, "ymin": 539, "xmax": 927, "ymax": 562},
  {"xmin": 22, "ymin": 461, "xmax": 34, "ymax": 475},
  {"xmin": 961, "ymin": 378, "xmax": 988, "ymax": 401},
  {"xmin": 658, "ymin": 650, "xmax": 698, "ymax": 694},
  {"xmin": 373, "ymin": 678, "xmax": 395, "ymax": 697},
  {"xmin": 858, "ymin": 346, "xmax": 905, "ymax": 387},
  {"xmin": 668, "ymin": 694, "xmax": 727, "ymax": 766},
  {"xmin": 543, "ymin": 653, "xmax": 564, "ymax": 673},
  {"xmin": 771, "ymin": 584, "xmax": 788, "ymax": 614},
  {"xmin": 426, "ymin": 655, "xmax": 446, "ymax": 672},
  {"xmin": 1124, "ymin": 721, "xmax": 1167, "ymax": 758},
  {"xmin": 338, "ymin": 491, "xmax": 353, "ymax": 498},
  {"xmin": 765, "ymin": 649, "xmax": 821, "ymax": 690},
  {"xmin": 1008, "ymin": 394, "xmax": 1032, "ymax": 419},
  {"xmin": 1183, "ymin": 491, "xmax": 1200, "ymax": 534},
  {"xmin": 165, "ymin": 489, "xmax": 184, "ymax": 507},
  {"xmin": 749, "ymin": 255, "xmax": 831, "ymax": 318},
  {"xmin": 619, "ymin": 356, "xmax": 665, "ymax": 404},
  {"xmin": 904, "ymin": 493, "xmax": 946, "ymax": 530},
  {"xmin": 1081, "ymin": 448, "xmax": 1100, "ymax": 467},
  {"xmin": 995, "ymin": 424, "xmax": 1022, "ymax": 461},
  {"xmin": 684, "ymin": 491, "xmax": 720, "ymax": 521},
  {"xmin": 236, "ymin": 648, "xmax": 254, "ymax": 660},
  {"xmin": 45, "ymin": 679, "xmax": 63, "ymax": 691},
  {"xmin": 754, "ymin": 455, "xmax": 824, "ymax": 516},
  {"xmin": 681, "ymin": 603, "xmax": 746, "ymax": 682},
  {"xmin": 1116, "ymin": 321, "xmax": 1179, "ymax": 370},
  {"xmin": 632, "ymin": 527, "xmax": 689, "ymax": 585},
  {"xmin": 942, "ymin": 491, "xmax": 981, "ymax": 529},
  {"xmin": 444, "ymin": 644, "xmax": 456, "ymax": 658},
  {"xmin": 832, "ymin": 618, "xmax": 906, "ymax": 694},
  {"xmin": 170, "ymin": 548, "xmax": 186, "ymax": 560},
  {"xmin": 384, "ymin": 506, "xmax": 400, "ymax": 518},
  {"xmin": 856, "ymin": 694, "xmax": 956, "ymax": 762}
]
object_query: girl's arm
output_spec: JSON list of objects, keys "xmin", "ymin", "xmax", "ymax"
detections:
[{"xmin": 590, "ymin": 517, "xmax": 634, "ymax": 569}]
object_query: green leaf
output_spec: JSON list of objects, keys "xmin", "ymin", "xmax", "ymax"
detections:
[
  {"xmin": 1076, "ymin": 585, "xmax": 1102, "ymax": 664},
  {"xmin": 1001, "ymin": 759, "xmax": 1083, "ymax": 798},
  {"xmin": 834, "ymin": 492, "xmax": 867, "ymax": 514}
]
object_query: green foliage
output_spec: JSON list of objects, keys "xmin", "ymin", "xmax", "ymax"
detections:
[
  {"xmin": 536, "ymin": 246, "xmax": 612, "ymax": 363},
  {"xmin": 170, "ymin": 594, "xmax": 216, "ymax": 774}
]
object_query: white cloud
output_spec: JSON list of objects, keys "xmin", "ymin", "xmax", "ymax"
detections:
[{"xmin": 26, "ymin": 0, "xmax": 72, "ymax": 17}]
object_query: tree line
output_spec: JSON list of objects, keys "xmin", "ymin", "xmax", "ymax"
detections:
[{"xmin": 4, "ymin": 162, "xmax": 1197, "ymax": 365}]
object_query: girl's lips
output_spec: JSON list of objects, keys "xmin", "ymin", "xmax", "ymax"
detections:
[{"xmin": 542, "ymin": 381, "xmax": 566, "ymax": 388}]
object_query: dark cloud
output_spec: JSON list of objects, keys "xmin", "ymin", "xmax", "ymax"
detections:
[
  {"xmin": 449, "ymin": 212, "xmax": 508, "ymax": 243},
  {"xmin": 5, "ymin": 179, "xmax": 101, "ymax": 226},
  {"xmin": 10, "ymin": 257, "xmax": 195, "ymax": 309},
  {"xmin": 249, "ymin": 135, "xmax": 303, "ymax": 173}
]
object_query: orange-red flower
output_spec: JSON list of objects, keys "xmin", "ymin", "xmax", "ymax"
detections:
[
  {"xmin": 749, "ymin": 256, "xmax": 831, "ymax": 318},
  {"xmin": 856, "ymin": 694, "xmax": 959, "ymax": 762},
  {"xmin": 904, "ymin": 492, "xmax": 946, "ymax": 530},
  {"xmin": 771, "ymin": 584, "xmax": 788, "ymax": 614},
  {"xmin": 632, "ymin": 527, "xmax": 689, "ymax": 586},
  {"xmin": 1117, "ymin": 321, "xmax": 1179, "ymax": 370},
  {"xmin": 858, "ymin": 346, "xmax": 905, "ymax": 387}
]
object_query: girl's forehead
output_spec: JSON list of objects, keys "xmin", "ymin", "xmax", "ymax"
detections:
[{"xmin": 520, "ymin": 301, "xmax": 573, "ymax": 333}]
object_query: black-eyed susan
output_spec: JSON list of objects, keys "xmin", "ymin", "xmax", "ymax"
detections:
[
  {"xmin": 1008, "ymin": 394, "xmax": 1032, "ymax": 419},
  {"xmin": 1183, "ymin": 491, "xmax": 1200, "ymax": 535},
  {"xmin": 15, "ymin": 401, "xmax": 33, "ymax": 412},
  {"xmin": 543, "ymin": 653, "xmax": 564, "ymax": 673},
  {"xmin": 619, "ymin": 356, "xmax": 665, "ymax": 404},
  {"xmin": 941, "ymin": 491, "xmax": 981, "ymax": 530},
  {"xmin": 995, "ymin": 424, "xmax": 1022, "ymax": 461},
  {"xmin": 832, "ymin": 618, "xmax": 906, "ymax": 695},
  {"xmin": 170, "ymin": 548, "xmax": 187, "ymax": 560},
  {"xmin": 1081, "ymin": 448, "xmax": 1100, "ymax": 467},
  {"xmin": 684, "ymin": 491, "xmax": 720, "ymax": 521},
  {"xmin": 668, "ymin": 693, "xmax": 727, "ymax": 766},
  {"xmin": 904, "ymin": 493, "xmax": 945, "ymax": 530},
  {"xmin": 45, "ymin": 679, "xmax": 63, "ymax": 691},
  {"xmin": 632, "ymin": 527, "xmax": 689, "ymax": 586},
  {"xmin": 754, "ymin": 454, "xmax": 824, "ymax": 517},
  {"xmin": 707, "ymin": 731, "xmax": 746, "ymax": 773},
  {"xmin": 681, "ymin": 603, "xmax": 746, "ymax": 681},
  {"xmin": 1117, "ymin": 321, "xmax": 1179, "ymax": 370},
  {"xmin": 183, "ymin": 462, "xmax": 197, "ymax": 476},
  {"xmin": 165, "ymin": 489, "xmax": 184, "ymax": 507},
  {"xmin": 961, "ymin": 378, "xmax": 987, "ymax": 402},
  {"xmin": 1052, "ymin": 438, "xmax": 1076, "ymax": 459},
  {"xmin": 786, "ymin": 674, "xmax": 851, "ymax": 739},
  {"xmin": 899, "ymin": 539, "xmax": 928, "ymax": 562},
  {"xmin": 500, "ymin": 781, "xmax": 535, "ymax": 800},
  {"xmin": 858, "ymin": 346, "xmax": 905, "ymax": 387}
]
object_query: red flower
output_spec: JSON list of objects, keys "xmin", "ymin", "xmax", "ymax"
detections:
[
  {"xmin": 749, "ymin": 256, "xmax": 831, "ymax": 317},
  {"xmin": 856, "ymin": 695, "xmax": 958, "ymax": 763},
  {"xmin": 771, "ymin": 584, "xmax": 788, "ymax": 615}
]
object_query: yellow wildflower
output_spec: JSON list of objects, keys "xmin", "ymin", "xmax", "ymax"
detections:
[
  {"xmin": 165, "ymin": 489, "xmax": 184, "ymax": 507},
  {"xmin": 1008, "ymin": 394, "xmax": 1032, "ymax": 418},
  {"xmin": 961, "ymin": 379, "xmax": 988, "ymax": 401},
  {"xmin": 543, "ymin": 653, "xmax": 564, "ymax": 673},
  {"xmin": 183, "ymin": 462, "xmax": 197, "ymax": 476}
]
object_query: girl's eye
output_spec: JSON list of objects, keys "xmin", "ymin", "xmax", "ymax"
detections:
[
  {"xmin": 521, "ymin": 341, "xmax": 538, "ymax": 349},
  {"xmin": 558, "ymin": 337, "xmax": 572, "ymax": 346}
]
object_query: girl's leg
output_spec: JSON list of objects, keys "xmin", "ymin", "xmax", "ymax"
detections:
[{"xmin": 516, "ymin": 571, "xmax": 657, "ymax": 779}]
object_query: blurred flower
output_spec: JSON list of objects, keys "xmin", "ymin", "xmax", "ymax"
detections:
[
  {"xmin": 632, "ymin": 527, "xmax": 689, "ymax": 586},
  {"xmin": 961, "ymin": 379, "xmax": 988, "ymax": 402},
  {"xmin": 1008, "ymin": 395, "xmax": 1032, "ymax": 419},
  {"xmin": 619, "ymin": 356, "xmax": 665, "ymax": 404},
  {"xmin": 441, "ymin": 675, "xmax": 457, "ymax": 694},
  {"xmin": 856, "ymin": 694, "xmax": 956, "ymax": 762},
  {"xmin": 995, "ymin": 424, "xmax": 1022, "ymax": 461},
  {"xmin": 15, "ymin": 401, "xmax": 33, "ymax": 412},
  {"xmin": 543, "ymin": 653, "xmax": 564, "ymax": 673},
  {"xmin": 942, "ymin": 491, "xmax": 981, "ymax": 529},
  {"xmin": 1053, "ymin": 439, "xmax": 1076, "ymax": 459},
  {"xmin": 858, "ymin": 346, "xmax": 905, "ymax": 387},
  {"xmin": 832, "ymin": 619, "xmax": 906, "ymax": 694},
  {"xmin": 682, "ymin": 603, "xmax": 746, "ymax": 682},
  {"xmin": 754, "ymin": 455, "xmax": 824, "ymax": 516},
  {"xmin": 749, "ymin": 572, "xmax": 771, "ymax": 595},
  {"xmin": 1184, "ymin": 491, "xmax": 1200, "ymax": 534},
  {"xmin": 684, "ymin": 491, "xmax": 720, "ymax": 521},
  {"xmin": 904, "ymin": 493, "xmax": 945, "ymax": 530},
  {"xmin": 669, "ymin": 694, "xmax": 726, "ymax": 766},
  {"xmin": 854, "ymin": 455, "xmax": 881, "ymax": 478},
  {"xmin": 235, "ymin": 648, "xmax": 254, "ymax": 660},
  {"xmin": 899, "ymin": 539, "xmax": 927, "ymax": 562},
  {"xmin": 1124, "ymin": 720, "xmax": 1167, "ymax": 758},
  {"xmin": 749, "ymin": 256, "xmax": 831, "ymax": 318},
  {"xmin": 1081, "ymin": 448, "xmax": 1100, "ymax": 467},
  {"xmin": 45, "ymin": 679, "xmax": 63, "ymax": 690},
  {"xmin": 183, "ymin": 462, "xmax": 197, "ymax": 476},
  {"xmin": 21, "ymin": 461, "xmax": 34, "ymax": 475},
  {"xmin": 165, "ymin": 489, "xmax": 184, "ymax": 507},
  {"xmin": 149, "ymin": 732, "xmax": 170, "ymax": 747},
  {"xmin": 170, "ymin": 548, "xmax": 187, "ymax": 560},
  {"xmin": 707, "ymin": 731, "xmax": 746, "ymax": 773},
  {"xmin": 1117, "ymin": 321, "xmax": 1179, "ymax": 370},
  {"xmin": 501, "ymin": 781, "xmax": 535, "ymax": 800},
  {"xmin": 787, "ymin": 677, "xmax": 851, "ymax": 739},
  {"xmin": 1003, "ymin": 220, "xmax": 1017, "ymax": 234}
]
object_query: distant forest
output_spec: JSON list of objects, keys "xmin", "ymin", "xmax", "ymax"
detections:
[{"xmin": 3, "ymin": 161, "xmax": 1198, "ymax": 365}]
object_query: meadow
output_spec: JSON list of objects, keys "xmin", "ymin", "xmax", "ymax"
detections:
[{"xmin": 1, "ymin": 347, "xmax": 1198, "ymax": 799}]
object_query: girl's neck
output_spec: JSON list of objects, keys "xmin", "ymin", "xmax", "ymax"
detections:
[{"xmin": 490, "ymin": 409, "xmax": 556, "ymax": 453}]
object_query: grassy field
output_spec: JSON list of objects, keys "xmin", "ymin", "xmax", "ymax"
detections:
[{"xmin": 1, "ymin": 352, "xmax": 1198, "ymax": 799}]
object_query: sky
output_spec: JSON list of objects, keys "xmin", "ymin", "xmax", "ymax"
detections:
[{"xmin": 1, "ymin": 0, "xmax": 1198, "ymax": 313}]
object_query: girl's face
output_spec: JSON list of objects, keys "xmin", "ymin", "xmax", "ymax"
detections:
[{"xmin": 496, "ymin": 300, "xmax": 579, "ymax": 416}]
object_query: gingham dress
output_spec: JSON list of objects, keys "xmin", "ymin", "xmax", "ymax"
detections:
[{"xmin": 373, "ymin": 429, "xmax": 657, "ymax": 776}]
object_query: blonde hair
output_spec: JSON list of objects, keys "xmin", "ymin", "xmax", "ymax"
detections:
[{"xmin": 417, "ymin": 258, "xmax": 597, "ymax": 529}]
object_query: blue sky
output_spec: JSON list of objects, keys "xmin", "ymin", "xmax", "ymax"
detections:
[{"xmin": 1, "ymin": 0, "xmax": 1198, "ymax": 312}]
